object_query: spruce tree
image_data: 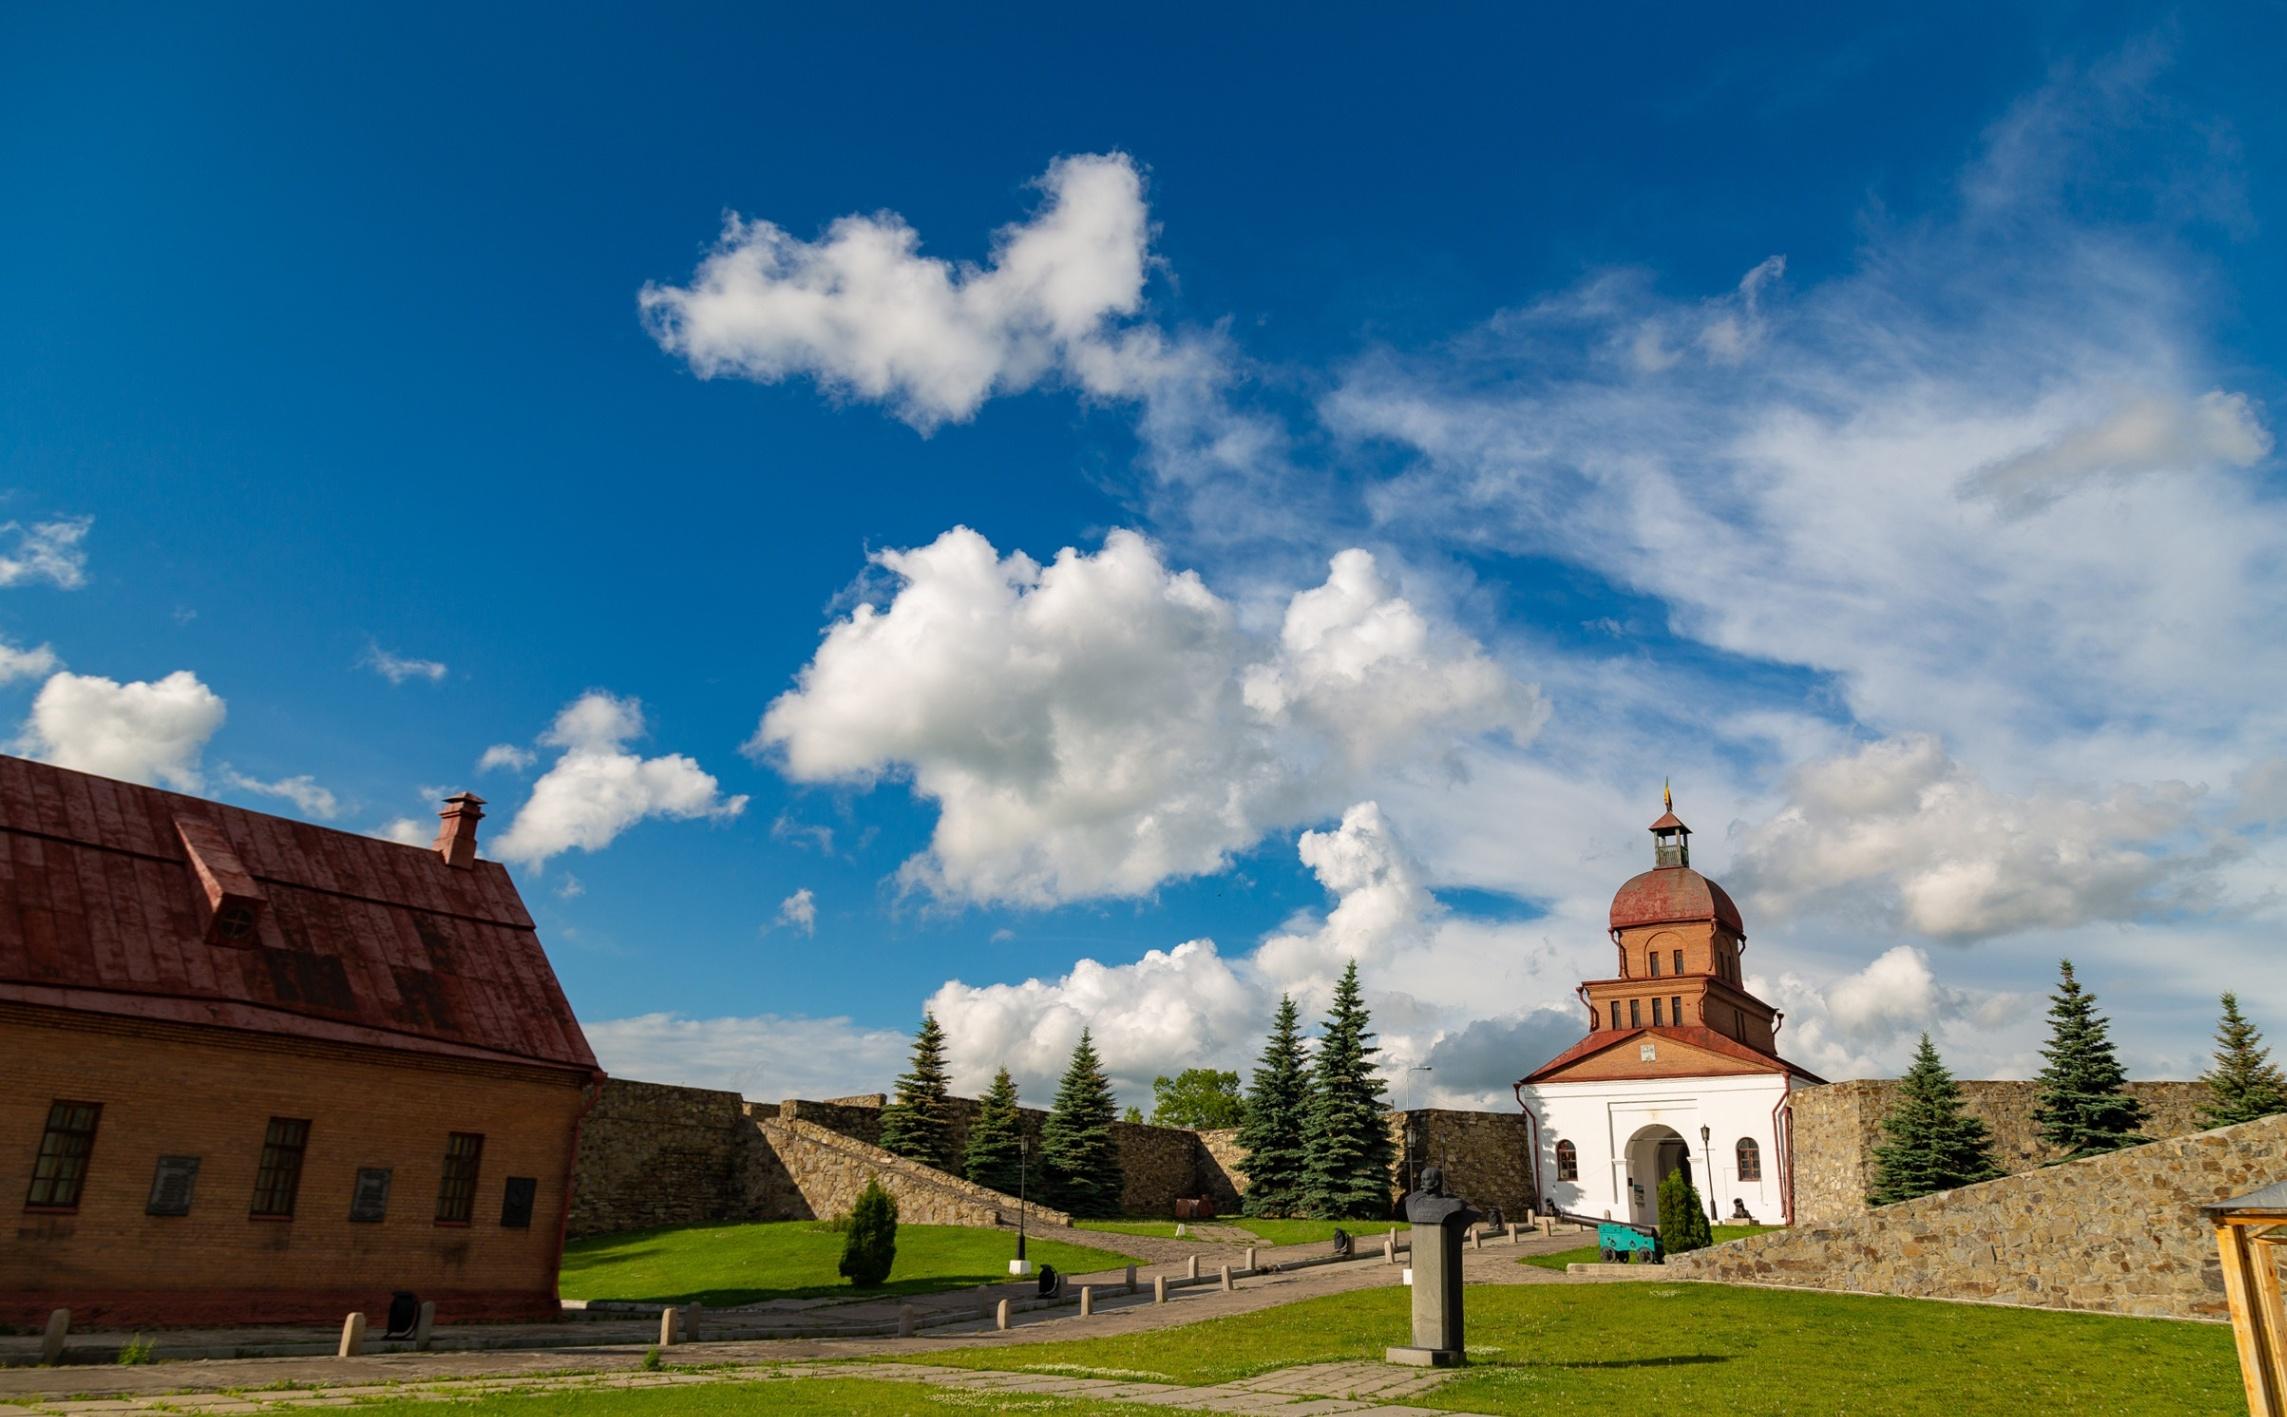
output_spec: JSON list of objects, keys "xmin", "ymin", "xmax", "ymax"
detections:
[
  {"xmin": 837, "ymin": 1178, "xmax": 898, "ymax": 1287},
  {"xmin": 1657, "ymin": 1168, "xmax": 1713, "ymax": 1253},
  {"xmin": 2032, "ymin": 960, "xmax": 2149, "ymax": 1161},
  {"xmin": 1868, "ymin": 1034, "xmax": 2002, "ymax": 1205},
  {"xmin": 1237, "ymin": 995, "xmax": 1311, "ymax": 1218},
  {"xmin": 962, "ymin": 1066, "xmax": 1026, "ymax": 1196},
  {"xmin": 876, "ymin": 1012, "xmax": 957, "ymax": 1173},
  {"xmin": 1040, "ymin": 1029, "xmax": 1124, "ymax": 1218},
  {"xmin": 2198, "ymin": 992, "xmax": 2287, "ymax": 1129},
  {"xmin": 1301, "ymin": 962, "xmax": 1397, "ymax": 1219}
]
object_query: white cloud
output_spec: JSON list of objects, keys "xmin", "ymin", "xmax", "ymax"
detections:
[
  {"xmin": 1753, "ymin": 945, "xmax": 2021, "ymax": 1080},
  {"xmin": 0, "ymin": 516, "xmax": 92, "ymax": 589},
  {"xmin": 374, "ymin": 817, "xmax": 430, "ymax": 847},
  {"xmin": 478, "ymin": 743, "xmax": 537, "ymax": 773},
  {"xmin": 926, "ymin": 802, "xmax": 1570, "ymax": 1107},
  {"xmin": 17, "ymin": 669, "xmax": 225, "ymax": 790},
  {"xmin": 556, "ymin": 873, "xmax": 585, "ymax": 900},
  {"xmin": 0, "ymin": 638, "xmax": 60, "ymax": 683},
  {"xmin": 1963, "ymin": 389, "xmax": 2271, "ymax": 514},
  {"xmin": 582, "ymin": 1011, "xmax": 911, "ymax": 1102},
  {"xmin": 491, "ymin": 691, "xmax": 749, "ymax": 868},
  {"xmin": 754, "ymin": 527, "xmax": 1538, "ymax": 906},
  {"xmin": 776, "ymin": 887, "xmax": 816, "ymax": 936},
  {"xmin": 642, "ymin": 154, "xmax": 1151, "ymax": 430},
  {"xmin": 362, "ymin": 643, "xmax": 448, "ymax": 685},
  {"xmin": 222, "ymin": 770, "xmax": 341, "ymax": 820},
  {"xmin": 1735, "ymin": 734, "xmax": 2217, "ymax": 939}
]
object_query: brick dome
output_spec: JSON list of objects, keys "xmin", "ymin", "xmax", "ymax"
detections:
[{"xmin": 1608, "ymin": 866, "xmax": 1744, "ymax": 934}]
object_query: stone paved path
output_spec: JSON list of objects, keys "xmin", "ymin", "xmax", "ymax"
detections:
[
  {"xmin": 0, "ymin": 1230, "xmax": 1598, "ymax": 1408},
  {"xmin": 0, "ymin": 1359, "xmax": 1467, "ymax": 1415}
]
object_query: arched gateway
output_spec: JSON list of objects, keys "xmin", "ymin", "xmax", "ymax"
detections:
[{"xmin": 1515, "ymin": 790, "xmax": 1824, "ymax": 1227}]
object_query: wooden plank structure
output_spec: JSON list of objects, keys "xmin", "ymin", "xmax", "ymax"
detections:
[{"xmin": 2208, "ymin": 1180, "xmax": 2287, "ymax": 1416}]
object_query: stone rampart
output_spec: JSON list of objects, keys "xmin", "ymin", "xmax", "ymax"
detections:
[
  {"xmin": 752, "ymin": 1116, "xmax": 1072, "ymax": 1228},
  {"xmin": 569, "ymin": 1078, "xmax": 776, "ymax": 1239},
  {"xmin": 1402, "ymin": 1108, "xmax": 1535, "ymax": 1216},
  {"xmin": 1789, "ymin": 1079, "xmax": 2212, "ymax": 1225},
  {"xmin": 1665, "ymin": 1110, "xmax": 2287, "ymax": 1320}
]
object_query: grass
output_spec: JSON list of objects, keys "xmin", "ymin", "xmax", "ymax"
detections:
[
  {"xmin": 1070, "ymin": 1216, "xmax": 1385, "ymax": 1248},
  {"xmin": 290, "ymin": 1378, "xmax": 1167, "ymax": 1414},
  {"xmin": 1522, "ymin": 1222, "xmax": 1774, "ymax": 1270},
  {"xmin": 561, "ymin": 1221, "xmax": 1141, "ymax": 1307},
  {"xmin": 909, "ymin": 1281, "xmax": 2243, "ymax": 1414},
  {"xmin": 1072, "ymin": 1219, "xmax": 1191, "ymax": 1240}
]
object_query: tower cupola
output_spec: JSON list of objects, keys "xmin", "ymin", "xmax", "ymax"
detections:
[{"xmin": 1649, "ymin": 779, "xmax": 1690, "ymax": 867}]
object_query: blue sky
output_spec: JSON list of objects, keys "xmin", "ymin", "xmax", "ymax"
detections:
[{"xmin": 8, "ymin": 5, "xmax": 2286, "ymax": 1107}]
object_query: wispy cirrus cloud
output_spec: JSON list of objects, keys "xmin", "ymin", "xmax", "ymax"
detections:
[
  {"xmin": 361, "ymin": 642, "xmax": 448, "ymax": 685},
  {"xmin": 0, "ymin": 516, "xmax": 92, "ymax": 590}
]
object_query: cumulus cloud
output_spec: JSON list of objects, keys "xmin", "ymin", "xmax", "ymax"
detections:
[
  {"xmin": 0, "ymin": 638, "xmax": 60, "ymax": 683},
  {"xmin": 362, "ymin": 643, "xmax": 448, "ymax": 685},
  {"xmin": 754, "ymin": 527, "xmax": 1538, "ymax": 906},
  {"xmin": 17, "ymin": 669, "xmax": 225, "ymax": 789},
  {"xmin": 478, "ymin": 743, "xmax": 537, "ymax": 773},
  {"xmin": 925, "ymin": 802, "xmax": 1572, "ymax": 1107},
  {"xmin": 491, "ymin": 692, "xmax": 748, "ymax": 868},
  {"xmin": 1736, "ymin": 734, "xmax": 2216, "ymax": 939},
  {"xmin": 222, "ymin": 770, "xmax": 341, "ymax": 819},
  {"xmin": 1754, "ymin": 945, "xmax": 2020, "ymax": 1080},
  {"xmin": 776, "ymin": 887, "xmax": 817, "ymax": 936},
  {"xmin": 0, "ymin": 516, "xmax": 92, "ymax": 589},
  {"xmin": 642, "ymin": 154, "xmax": 1151, "ymax": 430},
  {"xmin": 373, "ymin": 817, "xmax": 430, "ymax": 847},
  {"xmin": 583, "ymin": 1011, "xmax": 911, "ymax": 1102}
]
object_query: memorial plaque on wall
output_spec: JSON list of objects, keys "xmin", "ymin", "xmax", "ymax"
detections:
[
  {"xmin": 349, "ymin": 1166, "xmax": 393, "ymax": 1222},
  {"xmin": 146, "ymin": 1155, "xmax": 200, "ymax": 1216},
  {"xmin": 500, "ymin": 1176, "xmax": 537, "ymax": 1229}
]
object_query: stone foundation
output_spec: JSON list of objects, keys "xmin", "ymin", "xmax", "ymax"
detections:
[
  {"xmin": 1788, "ymin": 1079, "xmax": 2213, "ymax": 1225},
  {"xmin": 1665, "ymin": 1110, "xmax": 2287, "ymax": 1320}
]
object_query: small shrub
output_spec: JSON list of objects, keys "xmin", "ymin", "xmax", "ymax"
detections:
[
  {"xmin": 815, "ymin": 1212, "xmax": 852, "ymax": 1234},
  {"xmin": 639, "ymin": 1345, "xmax": 663, "ymax": 1372},
  {"xmin": 117, "ymin": 1334, "xmax": 155, "ymax": 1366},
  {"xmin": 1656, "ymin": 1170, "xmax": 1712, "ymax": 1254},
  {"xmin": 838, "ymin": 1178, "xmax": 899, "ymax": 1287}
]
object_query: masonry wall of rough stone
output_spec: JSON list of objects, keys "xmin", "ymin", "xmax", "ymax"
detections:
[
  {"xmin": 751, "ymin": 1116, "xmax": 1072, "ymax": 1228},
  {"xmin": 569, "ymin": 1078, "xmax": 775, "ymax": 1239},
  {"xmin": 1666, "ymin": 1110, "xmax": 2287, "ymax": 1320},
  {"xmin": 1402, "ymin": 1109, "xmax": 1535, "ymax": 1217},
  {"xmin": 1789, "ymin": 1079, "xmax": 2213, "ymax": 1225}
]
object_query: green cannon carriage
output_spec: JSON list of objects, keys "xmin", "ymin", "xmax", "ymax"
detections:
[{"xmin": 1595, "ymin": 1220, "xmax": 1664, "ymax": 1264}]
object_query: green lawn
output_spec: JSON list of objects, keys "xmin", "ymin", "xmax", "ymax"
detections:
[
  {"xmin": 909, "ymin": 1281, "xmax": 2243, "ymax": 1414},
  {"xmin": 1073, "ymin": 1218, "xmax": 1191, "ymax": 1240},
  {"xmin": 1228, "ymin": 1217, "xmax": 1374, "ymax": 1248},
  {"xmin": 560, "ymin": 1221, "xmax": 1141, "ymax": 1306},
  {"xmin": 1522, "ymin": 1222, "xmax": 1774, "ymax": 1270},
  {"xmin": 292, "ymin": 1378, "xmax": 1164, "ymax": 1414}
]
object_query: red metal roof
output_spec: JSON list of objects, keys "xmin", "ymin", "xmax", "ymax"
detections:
[
  {"xmin": 1517, "ymin": 1025, "xmax": 1825, "ymax": 1086},
  {"xmin": 1608, "ymin": 865, "xmax": 1745, "ymax": 934},
  {"xmin": 0, "ymin": 754, "xmax": 597, "ymax": 1075}
]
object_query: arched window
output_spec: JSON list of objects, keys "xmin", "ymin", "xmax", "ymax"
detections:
[
  {"xmin": 1735, "ymin": 1137, "xmax": 1762, "ymax": 1183},
  {"xmin": 1554, "ymin": 1139, "xmax": 1578, "ymax": 1183},
  {"xmin": 1648, "ymin": 951, "xmax": 1661, "ymax": 977}
]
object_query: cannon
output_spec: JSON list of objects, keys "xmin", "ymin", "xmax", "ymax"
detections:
[{"xmin": 1594, "ymin": 1221, "xmax": 1664, "ymax": 1265}]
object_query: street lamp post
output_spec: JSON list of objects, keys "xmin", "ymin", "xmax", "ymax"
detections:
[
  {"xmin": 1699, "ymin": 1125, "xmax": 1717, "ymax": 1223},
  {"xmin": 1011, "ymin": 1136, "xmax": 1032, "ymax": 1276}
]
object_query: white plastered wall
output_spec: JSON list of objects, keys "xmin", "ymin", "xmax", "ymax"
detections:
[{"xmin": 1519, "ymin": 1069, "xmax": 1800, "ymax": 1227}]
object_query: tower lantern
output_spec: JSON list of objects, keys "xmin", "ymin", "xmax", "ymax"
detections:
[{"xmin": 1650, "ymin": 780, "xmax": 1690, "ymax": 867}]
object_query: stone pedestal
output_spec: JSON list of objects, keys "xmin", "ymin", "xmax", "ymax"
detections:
[{"xmin": 1385, "ymin": 1169, "xmax": 1477, "ymax": 1368}]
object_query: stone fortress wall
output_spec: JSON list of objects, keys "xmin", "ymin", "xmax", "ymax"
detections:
[
  {"xmin": 1787, "ymin": 1079, "xmax": 2212, "ymax": 1225},
  {"xmin": 569, "ymin": 1079, "xmax": 1539, "ymax": 1238},
  {"xmin": 1667, "ymin": 1109, "xmax": 2287, "ymax": 1320}
]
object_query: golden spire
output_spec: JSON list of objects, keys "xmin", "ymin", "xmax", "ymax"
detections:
[{"xmin": 1663, "ymin": 778, "xmax": 1673, "ymax": 813}]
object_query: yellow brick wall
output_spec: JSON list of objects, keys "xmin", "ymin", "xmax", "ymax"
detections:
[{"xmin": 0, "ymin": 1003, "xmax": 590, "ymax": 1326}]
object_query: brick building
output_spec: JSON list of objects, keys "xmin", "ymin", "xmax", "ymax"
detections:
[{"xmin": 1, "ymin": 755, "xmax": 601, "ymax": 1327}]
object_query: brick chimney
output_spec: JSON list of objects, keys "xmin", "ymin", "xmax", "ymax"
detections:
[{"xmin": 434, "ymin": 792, "xmax": 486, "ymax": 869}]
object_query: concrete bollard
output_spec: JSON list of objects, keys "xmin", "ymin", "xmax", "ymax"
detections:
[
  {"xmin": 994, "ymin": 1298, "xmax": 1011, "ymax": 1331},
  {"xmin": 1175, "ymin": 1222, "xmax": 1186, "ymax": 1238},
  {"xmin": 1124, "ymin": 1264, "xmax": 1138, "ymax": 1294},
  {"xmin": 1219, "ymin": 1264, "xmax": 1234, "ymax": 1293},
  {"xmin": 1383, "ymin": 1233, "xmax": 1396, "ymax": 1264},
  {"xmin": 1079, "ymin": 1286, "xmax": 1094, "ymax": 1317},
  {"xmin": 1244, "ymin": 1245, "xmax": 1258, "ymax": 1272},
  {"xmin": 414, "ymin": 1300, "xmax": 436, "ymax": 1351},
  {"xmin": 1539, "ymin": 1216, "xmax": 1555, "ymax": 1237},
  {"xmin": 1471, "ymin": 1227, "xmax": 1483, "ymax": 1251},
  {"xmin": 1186, "ymin": 1254, "xmax": 1199, "ymax": 1280},
  {"xmin": 658, "ymin": 1309, "xmax": 678, "ymax": 1347},
  {"xmin": 1153, "ymin": 1275, "xmax": 1167, "ymax": 1304},
  {"xmin": 1508, "ymin": 1223, "xmax": 1520, "ymax": 1245},
  {"xmin": 897, "ymin": 1305, "xmax": 916, "ymax": 1338},
  {"xmin": 338, "ymin": 1311, "xmax": 366, "ymax": 1358},
  {"xmin": 39, "ymin": 1309, "xmax": 68, "ymax": 1366}
]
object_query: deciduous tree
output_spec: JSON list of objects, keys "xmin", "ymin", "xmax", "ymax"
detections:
[{"xmin": 1150, "ymin": 1068, "xmax": 1247, "ymax": 1129}]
